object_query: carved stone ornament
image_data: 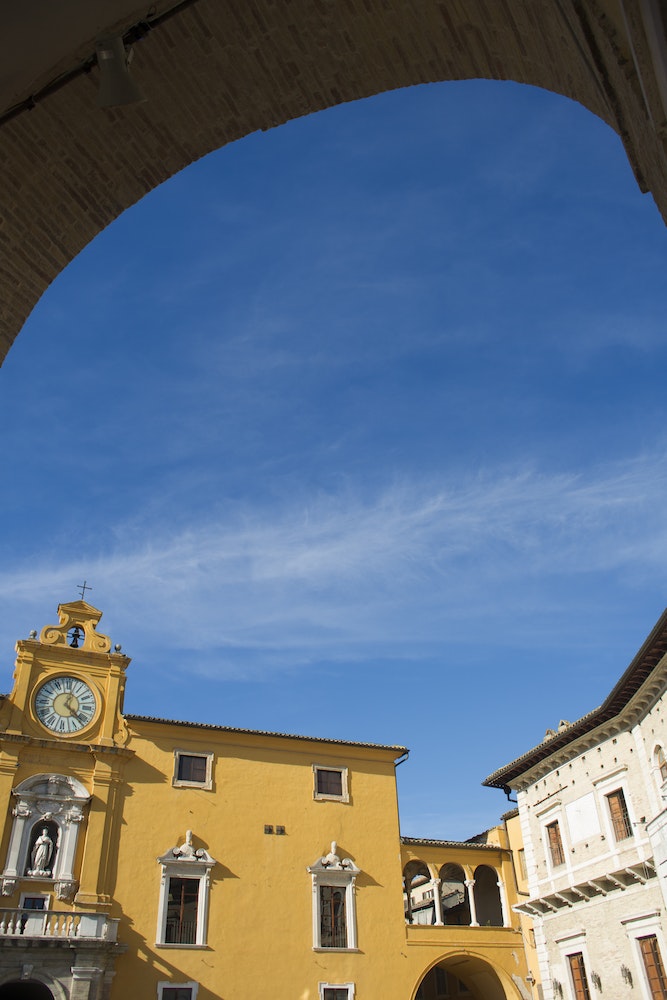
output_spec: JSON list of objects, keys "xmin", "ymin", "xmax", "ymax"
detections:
[
  {"xmin": 3, "ymin": 773, "xmax": 91, "ymax": 887},
  {"xmin": 158, "ymin": 830, "xmax": 216, "ymax": 868},
  {"xmin": 55, "ymin": 879, "xmax": 78, "ymax": 902},
  {"xmin": 309, "ymin": 841, "xmax": 359, "ymax": 874},
  {"xmin": 39, "ymin": 600, "xmax": 111, "ymax": 653},
  {"xmin": 1, "ymin": 878, "xmax": 17, "ymax": 896}
]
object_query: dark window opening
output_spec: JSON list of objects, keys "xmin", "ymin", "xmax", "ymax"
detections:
[
  {"xmin": 165, "ymin": 877, "xmax": 199, "ymax": 944},
  {"xmin": 177, "ymin": 754, "xmax": 208, "ymax": 784},
  {"xmin": 316, "ymin": 769, "xmax": 343, "ymax": 797},
  {"xmin": 320, "ymin": 885, "xmax": 347, "ymax": 948}
]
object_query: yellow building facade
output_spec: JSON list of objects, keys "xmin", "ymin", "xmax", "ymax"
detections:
[{"xmin": 0, "ymin": 601, "xmax": 534, "ymax": 1000}]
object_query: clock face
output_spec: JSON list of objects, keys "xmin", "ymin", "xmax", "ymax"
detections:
[{"xmin": 34, "ymin": 676, "xmax": 97, "ymax": 734}]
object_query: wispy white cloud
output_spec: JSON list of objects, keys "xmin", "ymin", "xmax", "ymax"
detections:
[{"xmin": 1, "ymin": 448, "xmax": 666, "ymax": 678}]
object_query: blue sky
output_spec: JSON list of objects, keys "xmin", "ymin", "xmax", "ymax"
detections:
[{"xmin": 1, "ymin": 79, "xmax": 667, "ymax": 839}]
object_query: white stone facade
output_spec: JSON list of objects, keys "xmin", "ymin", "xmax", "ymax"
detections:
[{"xmin": 486, "ymin": 612, "xmax": 667, "ymax": 1000}]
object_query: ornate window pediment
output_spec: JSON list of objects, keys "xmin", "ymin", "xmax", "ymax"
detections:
[
  {"xmin": 156, "ymin": 831, "xmax": 216, "ymax": 947},
  {"xmin": 2, "ymin": 773, "xmax": 90, "ymax": 901},
  {"xmin": 307, "ymin": 842, "xmax": 360, "ymax": 951}
]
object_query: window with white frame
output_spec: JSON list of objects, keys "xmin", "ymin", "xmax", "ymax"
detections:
[
  {"xmin": 622, "ymin": 911, "xmax": 667, "ymax": 1000},
  {"xmin": 536, "ymin": 800, "xmax": 569, "ymax": 875},
  {"xmin": 173, "ymin": 750, "xmax": 214, "ymax": 789},
  {"xmin": 308, "ymin": 842, "xmax": 359, "ymax": 950},
  {"xmin": 593, "ymin": 766, "xmax": 636, "ymax": 848},
  {"xmin": 546, "ymin": 820, "xmax": 566, "ymax": 868},
  {"xmin": 157, "ymin": 983, "xmax": 199, "ymax": 1000},
  {"xmin": 567, "ymin": 952, "xmax": 592, "ymax": 1000},
  {"xmin": 319, "ymin": 984, "xmax": 354, "ymax": 1000},
  {"xmin": 313, "ymin": 765, "xmax": 349, "ymax": 802},
  {"xmin": 606, "ymin": 788, "xmax": 633, "ymax": 842},
  {"xmin": 156, "ymin": 831, "xmax": 216, "ymax": 947},
  {"xmin": 555, "ymin": 929, "xmax": 593, "ymax": 1000},
  {"xmin": 654, "ymin": 746, "xmax": 667, "ymax": 799}
]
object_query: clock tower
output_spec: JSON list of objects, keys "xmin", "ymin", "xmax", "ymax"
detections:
[
  {"xmin": 0, "ymin": 600, "xmax": 133, "ymax": 915},
  {"xmin": 1, "ymin": 599, "xmax": 130, "ymax": 747}
]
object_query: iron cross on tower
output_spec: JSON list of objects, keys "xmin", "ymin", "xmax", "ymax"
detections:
[{"xmin": 77, "ymin": 580, "xmax": 92, "ymax": 600}]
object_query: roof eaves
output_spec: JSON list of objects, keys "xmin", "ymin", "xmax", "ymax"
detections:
[
  {"xmin": 401, "ymin": 836, "xmax": 498, "ymax": 851},
  {"xmin": 125, "ymin": 713, "xmax": 408, "ymax": 754},
  {"xmin": 483, "ymin": 608, "xmax": 667, "ymax": 789}
]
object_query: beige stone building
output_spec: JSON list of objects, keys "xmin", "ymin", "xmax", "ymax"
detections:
[{"xmin": 485, "ymin": 610, "xmax": 667, "ymax": 1000}]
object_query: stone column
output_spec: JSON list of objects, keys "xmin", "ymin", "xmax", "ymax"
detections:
[
  {"xmin": 465, "ymin": 878, "xmax": 479, "ymax": 926},
  {"xmin": 432, "ymin": 878, "xmax": 443, "ymax": 925},
  {"xmin": 497, "ymin": 877, "xmax": 511, "ymax": 927}
]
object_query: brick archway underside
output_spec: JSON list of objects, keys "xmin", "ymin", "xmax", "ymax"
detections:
[{"xmin": 1, "ymin": 0, "xmax": 666, "ymax": 364}]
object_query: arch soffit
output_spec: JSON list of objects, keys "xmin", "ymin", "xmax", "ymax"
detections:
[
  {"xmin": 413, "ymin": 950, "xmax": 524, "ymax": 1000},
  {"xmin": 0, "ymin": 973, "xmax": 66, "ymax": 1000},
  {"xmin": 1, "ymin": 0, "xmax": 666, "ymax": 361}
]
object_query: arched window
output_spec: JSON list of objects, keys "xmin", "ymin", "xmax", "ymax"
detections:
[
  {"xmin": 438, "ymin": 863, "xmax": 471, "ymax": 926},
  {"xmin": 473, "ymin": 865, "xmax": 503, "ymax": 927}
]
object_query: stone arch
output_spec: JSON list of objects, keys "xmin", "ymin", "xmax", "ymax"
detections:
[
  {"xmin": 0, "ymin": 980, "xmax": 59, "ymax": 1000},
  {"xmin": 438, "ymin": 862, "xmax": 470, "ymax": 926},
  {"xmin": 1, "ymin": 0, "xmax": 667, "ymax": 360},
  {"xmin": 403, "ymin": 859, "xmax": 432, "ymax": 924},
  {"xmin": 472, "ymin": 864, "xmax": 503, "ymax": 927},
  {"xmin": 0, "ymin": 985, "xmax": 54, "ymax": 1000},
  {"xmin": 413, "ymin": 952, "xmax": 524, "ymax": 1000}
]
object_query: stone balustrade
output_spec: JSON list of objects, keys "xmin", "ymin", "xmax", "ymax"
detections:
[{"xmin": 0, "ymin": 908, "xmax": 118, "ymax": 941}]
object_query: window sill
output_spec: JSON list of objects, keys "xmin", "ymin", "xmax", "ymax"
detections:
[
  {"xmin": 313, "ymin": 947, "xmax": 361, "ymax": 953},
  {"xmin": 155, "ymin": 943, "xmax": 210, "ymax": 950},
  {"xmin": 172, "ymin": 781, "xmax": 213, "ymax": 791}
]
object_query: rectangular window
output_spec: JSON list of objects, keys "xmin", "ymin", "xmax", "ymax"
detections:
[
  {"xmin": 178, "ymin": 755, "xmax": 207, "ymax": 783},
  {"xmin": 606, "ymin": 789, "xmax": 633, "ymax": 842},
  {"xmin": 640, "ymin": 935, "xmax": 667, "ymax": 999},
  {"xmin": 546, "ymin": 821, "xmax": 565, "ymax": 867},
  {"xmin": 18, "ymin": 894, "xmax": 48, "ymax": 936},
  {"xmin": 165, "ymin": 878, "xmax": 199, "ymax": 945},
  {"xmin": 319, "ymin": 986, "xmax": 354, "ymax": 1000},
  {"xmin": 317, "ymin": 769, "xmax": 342, "ymax": 796},
  {"xmin": 173, "ymin": 751, "xmax": 213, "ymax": 789},
  {"xmin": 313, "ymin": 765, "xmax": 349, "ymax": 802},
  {"xmin": 320, "ymin": 885, "xmax": 347, "ymax": 948},
  {"xmin": 568, "ymin": 953, "xmax": 592, "ymax": 1000},
  {"xmin": 517, "ymin": 849, "xmax": 527, "ymax": 880},
  {"xmin": 157, "ymin": 984, "xmax": 198, "ymax": 1000}
]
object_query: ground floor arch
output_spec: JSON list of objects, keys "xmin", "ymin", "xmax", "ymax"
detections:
[
  {"xmin": 414, "ymin": 953, "xmax": 524, "ymax": 1000},
  {"xmin": 0, "ymin": 982, "xmax": 55, "ymax": 1000}
]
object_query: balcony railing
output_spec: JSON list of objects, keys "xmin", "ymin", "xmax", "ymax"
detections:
[{"xmin": 0, "ymin": 908, "xmax": 118, "ymax": 942}]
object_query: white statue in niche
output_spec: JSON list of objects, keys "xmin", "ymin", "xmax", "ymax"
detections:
[{"xmin": 27, "ymin": 827, "xmax": 55, "ymax": 876}]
